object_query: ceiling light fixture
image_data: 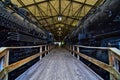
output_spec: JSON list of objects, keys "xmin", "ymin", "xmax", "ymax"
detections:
[
  {"xmin": 58, "ymin": 16, "xmax": 62, "ymax": 21},
  {"xmin": 58, "ymin": 27, "xmax": 62, "ymax": 30}
]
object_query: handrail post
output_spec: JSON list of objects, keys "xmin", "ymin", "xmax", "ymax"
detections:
[
  {"xmin": 45, "ymin": 45, "xmax": 47, "ymax": 56},
  {"xmin": 48, "ymin": 45, "xmax": 50, "ymax": 54},
  {"xmin": 3, "ymin": 49, "xmax": 9, "ymax": 80},
  {"xmin": 39, "ymin": 46, "xmax": 42, "ymax": 60},
  {"xmin": 109, "ymin": 51, "xmax": 116, "ymax": 80},
  {"xmin": 71, "ymin": 45, "xmax": 73, "ymax": 55},
  {"xmin": 73, "ymin": 46, "xmax": 75, "ymax": 57},
  {"xmin": 46, "ymin": 45, "xmax": 48, "ymax": 55},
  {"xmin": 69, "ymin": 45, "xmax": 71, "ymax": 53},
  {"xmin": 77, "ymin": 46, "xmax": 80, "ymax": 60},
  {"xmin": 49, "ymin": 45, "xmax": 51, "ymax": 50}
]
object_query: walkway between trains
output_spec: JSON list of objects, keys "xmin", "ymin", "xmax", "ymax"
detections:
[{"xmin": 16, "ymin": 48, "xmax": 103, "ymax": 80}]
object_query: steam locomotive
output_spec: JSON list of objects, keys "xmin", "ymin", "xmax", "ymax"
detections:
[
  {"xmin": 65, "ymin": 0, "xmax": 120, "ymax": 79},
  {"xmin": 0, "ymin": 0, "xmax": 53, "ymax": 47},
  {"xmin": 0, "ymin": 0, "xmax": 54, "ymax": 79}
]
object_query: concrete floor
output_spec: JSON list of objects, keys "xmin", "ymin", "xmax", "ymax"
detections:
[{"xmin": 16, "ymin": 48, "xmax": 103, "ymax": 80}]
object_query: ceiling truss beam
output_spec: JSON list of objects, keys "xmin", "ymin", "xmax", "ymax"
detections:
[
  {"xmin": 38, "ymin": 15, "xmax": 81, "ymax": 21},
  {"xmin": 21, "ymin": 0, "xmax": 53, "ymax": 8},
  {"xmin": 68, "ymin": 0, "xmax": 94, "ymax": 7}
]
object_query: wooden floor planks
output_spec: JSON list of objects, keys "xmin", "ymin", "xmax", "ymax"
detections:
[{"xmin": 16, "ymin": 48, "xmax": 103, "ymax": 80}]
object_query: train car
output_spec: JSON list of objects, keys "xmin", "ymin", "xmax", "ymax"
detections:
[
  {"xmin": 0, "ymin": 1, "xmax": 50, "ymax": 46},
  {"xmin": 64, "ymin": 0, "xmax": 120, "ymax": 79}
]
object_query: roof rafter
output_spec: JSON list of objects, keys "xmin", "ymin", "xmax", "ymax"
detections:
[
  {"xmin": 17, "ymin": 0, "xmax": 45, "ymax": 29},
  {"xmin": 70, "ymin": 0, "xmax": 87, "ymax": 25},
  {"xmin": 67, "ymin": 0, "xmax": 95, "ymax": 7},
  {"xmin": 43, "ymin": 21, "xmax": 75, "ymax": 28},
  {"xmin": 38, "ymin": 15, "xmax": 81, "ymax": 21},
  {"xmin": 33, "ymin": 0, "xmax": 50, "ymax": 30},
  {"xmin": 44, "ymin": 22, "xmax": 60, "ymax": 27},
  {"xmin": 21, "ymin": 0, "xmax": 53, "ymax": 8}
]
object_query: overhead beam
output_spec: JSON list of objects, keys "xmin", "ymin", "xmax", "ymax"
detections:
[
  {"xmin": 59, "ymin": 0, "xmax": 61, "ymax": 15},
  {"xmin": 44, "ymin": 22, "xmax": 75, "ymax": 28},
  {"xmin": 49, "ymin": 1, "xmax": 59, "ymax": 14},
  {"xmin": 17, "ymin": 0, "xmax": 45, "ymax": 29},
  {"xmin": 20, "ymin": 1, "xmax": 48, "ymax": 8},
  {"xmin": 38, "ymin": 15, "xmax": 81, "ymax": 21},
  {"xmin": 61, "ymin": 22, "xmax": 75, "ymax": 27},
  {"xmin": 68, "ymin": 0, "xmax": 94, "ymax": 7},
  {"xmin": 62, "ymin": 2, "xmax": 71, "ymax": 14},
  {"xmin": 63, "ymin": 2, "xmax": 72, "ymax": 24},
  {"xmin": 20, "ymin": 0, "xmax": 54, "ymax": 8},
  {"xmin": 70, "ymin": 0, "xmax": 87, "ymax": 26},
  {"xmin": 94, "ymin": 0, "xmax": 104, "ymax": 8},
  {"xmin": 38, "ymin": 15, "xmax": 57, "ymax": 21},
  {"xmin": 33, "ymin": 0, "xmax": 50, "ymax": 30},
  {"xmin": 44, "ymin": 22, "xmax": 60, "ymax": 27}
]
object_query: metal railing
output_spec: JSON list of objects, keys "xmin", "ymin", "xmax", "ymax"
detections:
[
  {"xmin": 66, "ymin": 45, "xmax": 120, "ymax": 80},
  {"xmin": 0, "ymin": 45, "xmax": 54, "ymax": 80}
]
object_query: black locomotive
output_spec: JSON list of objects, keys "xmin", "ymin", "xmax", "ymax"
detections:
[
  {"xmin": 65, "ymin": 0, "xmax": 120, "ymax": 79},
  {"xmin": 0, "ymin": 0, "xmax": 54, "ymax": 47},
  {"xmin": 0, "ymin": 0, "xmax": 54, "ymax": 79}
]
